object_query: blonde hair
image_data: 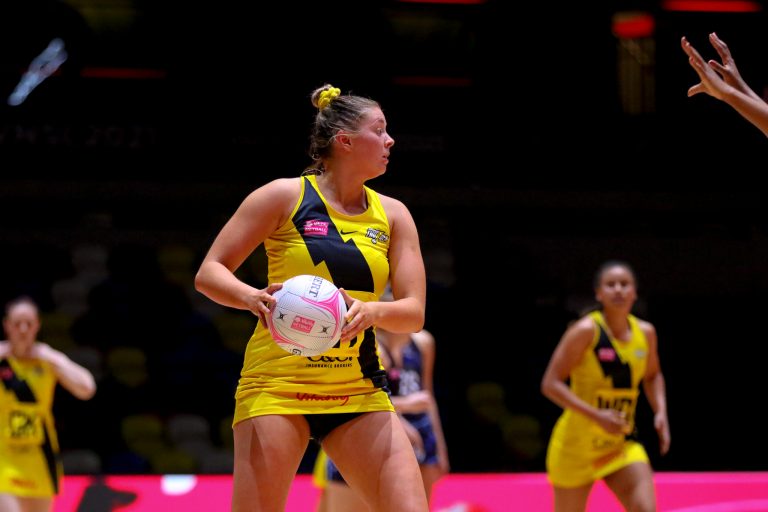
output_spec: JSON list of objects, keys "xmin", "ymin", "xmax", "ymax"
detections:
[{"xmin": 304, "ymin": 84, "xmax": 380, "ymax": 175}]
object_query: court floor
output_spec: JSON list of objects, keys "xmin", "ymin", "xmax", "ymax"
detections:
[{"xmin": 53, "ymin": 472, "xmax": 768, "ymax": 511}]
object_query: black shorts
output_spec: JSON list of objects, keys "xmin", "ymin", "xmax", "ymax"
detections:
[{"xmin": 306, "ymin": 412, "xmax": 364, "ymax": 443}]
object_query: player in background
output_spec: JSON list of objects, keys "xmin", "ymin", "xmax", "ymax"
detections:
[
  {"xmin": 541, "ymin": 261, "xmax": 670, "ymax": 512},
  {"xmin": 0, "ymin": 295, "xmax": 97, "ymax": 512},
  {"xmin": 315, "ymin": 288, "xmax": 449, "ymax": 511}
]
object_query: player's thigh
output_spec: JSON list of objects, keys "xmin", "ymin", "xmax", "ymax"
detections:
[
  {"xmin": 323, "ymin": 480, "xmax": 370, "ymax": 512},
  {"xmin": 19, "ymin": 496, "xmax": 52, "ymax": 512},
  {"xmin": 420, "ymin": 464, "xmax": 442, "ymax": 501},
  {"xmin": 0, "ymin": 494, "xmax": 22, "ymax": 512},
  {"xmin": 323, "ymin": 411, "xmax": 427, "ymax": 511},
  {"xmin": 603, "ymin": 462, "xmax": 656, "ymax": 512},
  {"xmin": 231, "ymin": 414, "xmax": 310, "ymax": 511},
  {"xmin": 552, "ymin": 483, "xmax": 593, "ymax": 512}
]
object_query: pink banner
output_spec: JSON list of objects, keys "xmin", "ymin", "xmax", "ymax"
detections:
[{"xmin": 53, "ymin": 472, "xmax": 768, "ymax": 511}]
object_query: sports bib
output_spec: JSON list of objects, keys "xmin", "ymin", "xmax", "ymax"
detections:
[
  {"xmin": 590, "ymin": 388, "xmax": 639, "ymax": 450},
  {"xmin": 1, "ymin": 403, "xmax": 44, "ymax": 446}
]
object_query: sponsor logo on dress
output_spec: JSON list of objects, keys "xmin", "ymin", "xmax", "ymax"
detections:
[
  {"xmin": 296, "ymin": 393, "xmax": 350, "ymax": 406},
  {"xmin": 304, "ymin": 220, "xmax": 329, "ymax": 236},
  {"xmin": 598, "ymin": 347, "xmax": 616, "ymax": 362},
  {"xmin": 10, "ymin": 477, "xmax": 37, "ymax": 489},
  {"xmin": 305, "ymin": 356, "xmax": 353, "ymax": 368}
]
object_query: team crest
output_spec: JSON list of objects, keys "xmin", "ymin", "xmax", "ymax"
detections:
[{"xmin": 365, "ymin": 227, "xmax": 389, "ymax": 245}]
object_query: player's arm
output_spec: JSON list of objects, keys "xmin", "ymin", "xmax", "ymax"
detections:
[
  {"xmin": 640, "ymin": 321, "xmax": 671, "ymax": 455},
  {"xmin": 541, "ymin": 317, "xmax": 629, "ymax": 435},
  {"xmin": 195, "ymin": 178, "xmax": 298, "ymax": 320},
  {"xmin": 386, "ymin": 344, "xmax": 430, "ymax": 415},
  {"xmin": 682, "ymin": 35, "xmax": 768, "ymax": 137},
  {"xmin": 716, "ymin": 88, "xmax": 768, "ymax": 137},
  {"xmin": 32, "ymin": 343, "xmax": 96, "ymax": 400},
  {"xmin": 381, "ymin": 197, "xmax": 426, "ymax": 332},
  {"xmin": 415, "ymin": 329, "xmax": 450, "ymax": 474}
]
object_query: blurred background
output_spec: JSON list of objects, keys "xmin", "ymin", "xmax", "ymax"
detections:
[{"xmin": 1, "ymin": 0, "xmax": 768, "ymax": 477}]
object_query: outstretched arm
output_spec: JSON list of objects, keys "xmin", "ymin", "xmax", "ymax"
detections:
[
  {"xmin": 32, "ymin": 343, "xmax": 96, "ymax": 400},
  {"xmin": 682, "ymin": 33, "xmax": 768, "ymax": 137}
]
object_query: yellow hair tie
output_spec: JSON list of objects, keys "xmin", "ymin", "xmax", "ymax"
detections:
[{"xmin": 317, "ymin": 87, "xmax": 341, "ymax": 110}]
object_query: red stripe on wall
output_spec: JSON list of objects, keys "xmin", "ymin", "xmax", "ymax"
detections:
[
  {"xmin": 80, "ymin": 68, "xmax": 167, "ymax": 79},
  {"xmin": 662, "ymin": 0, "xmax": 762, "ymax": 12},
  {"xmin": 612, "ymin": 13, "xmax": 655, "ymax": 38},
  {"xmin": 397, "ymin": 0, "xmax": 486, "ymax": 4}
]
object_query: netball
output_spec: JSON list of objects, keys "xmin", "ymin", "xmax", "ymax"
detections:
[{"xmin": 266, "ymin": 274, "xmax": 347, "ymax": 356}]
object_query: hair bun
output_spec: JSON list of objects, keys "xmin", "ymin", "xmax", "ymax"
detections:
[{"xmin": 316, "ymin": 86, "xmax": 341, "ymax": 110}]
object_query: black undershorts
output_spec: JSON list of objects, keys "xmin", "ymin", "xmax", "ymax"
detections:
[{"xmin": 305, "ymin": 412, "xmax": 364, "ymax": 443}]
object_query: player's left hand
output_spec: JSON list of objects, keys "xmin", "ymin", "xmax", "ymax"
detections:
[{"xmin": 338, "ymin": 288, "xmax": 375, "ymax": 343}]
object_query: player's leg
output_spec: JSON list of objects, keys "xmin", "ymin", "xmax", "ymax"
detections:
[
  {"xmin": 420, "ymin": 463, "xmax": 442, "ymax": 502},
  {"xmin": 231, "ymin": 414, "xmax": 310, "ymax": 512},
  {"xmin": 603, "ymin": 462, "xmax": 656, "ymax": 512},
  {"xmin": 0, "ymin": 494, "xmax": 22, "ymax": 512},
  {"xmin": 323, "ymin": 480, "xmax": 370, "ymax": 512},
  {"xmin": 323, "ymin": 411, "xmax": 428, "ymax": 512},
  {"xmin": 552, "ymin": 484, "xmax": 593, "ymax": 512},
  {"xmin": 318, "ymin": 451, "xmax": 370, "ymax": 512},
  {"xmin": 18, "ymin": 496, "xmax": 53, "ymax": 512}
]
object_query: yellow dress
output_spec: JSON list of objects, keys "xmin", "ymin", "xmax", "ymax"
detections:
[
  {"xmin": 0, "ymin": 355, "xmax": 62, "ymax": 497},
  {"xmin": 233, "ymin": 175, "xmax": 394, "ymax": 425},
  {"xmin": 546, "ymin": 311, "xmax": 650, "ymax": 488}
]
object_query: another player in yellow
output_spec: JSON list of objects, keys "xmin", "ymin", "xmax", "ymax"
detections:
[
  {"xmin": 0, "ymin": 296, "xmax": 97, "ymax": 512},
  {"xmin": 541, "ymin": 261, "xmax": 670, "ymax": 512}
]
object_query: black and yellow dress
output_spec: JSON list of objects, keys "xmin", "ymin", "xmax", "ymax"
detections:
[
  {"xmin": 0, "ymin": 354, "xmax": 62, "ymax": 497},
  {"xmin": 546, "ymin": 311, "xmax": 650, "ymax": 488},
  {"xmin": 233, "ymin": 174, "xmax": 394, "ymax": 425}
]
